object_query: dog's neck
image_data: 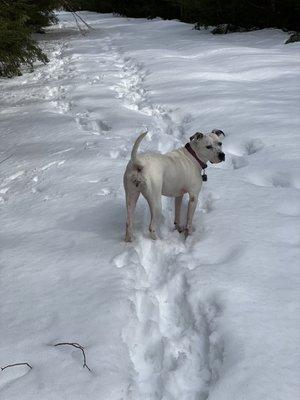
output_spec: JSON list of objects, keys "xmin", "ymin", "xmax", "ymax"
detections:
[{"xmin": 184, "ymin": 143, "xmax": 207, "ymax": 169}]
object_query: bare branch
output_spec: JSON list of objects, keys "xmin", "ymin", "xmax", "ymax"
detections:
[
  {"xmin": 1, "ymin": 363, "xmax": 32, "ymax": 371},
  {"xmin": 72, "ymin": 12, "xmax": 88, "ymax": 36},
  {"xmin": 72, "ymin": 11, "xmax": 94, "ymax": 30},
  {"xmin": 62, "ymin": 1, "xmax": 94, "ymax": 31},
  {"xmin": 54, "ymin": 342, "xmax": 91, "ymax": 371}
]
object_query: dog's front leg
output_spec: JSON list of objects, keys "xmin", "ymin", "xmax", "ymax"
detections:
[
  {"xmin": 174, "ymin": 195, "xmax": 183, "ymax": 233},
  {"xmin": 185, "ymin": 193, "xmax": 199, "ymax": 238}
]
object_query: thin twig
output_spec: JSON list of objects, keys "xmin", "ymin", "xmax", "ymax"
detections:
[
  {"xmin": 62, "ymin": 0, "xmax": 94, "ymax": 30},
  {"xmin": 72, "ymin": 10, "xmax": 94, "ymax": 30},
  {"xmin": 1, "ymin": 363, "xmax": 32, "ymax": 371},
  {"xmin": 72, "ymin": 12, "xmax": 87, "ymax": 35},
  {"xmin": 0, "ymin": 154, "xmax": 13, "ymax": 165},
  {"xmin": 54, "ymin": 342, "xmax": 91, "ymax": 371}
]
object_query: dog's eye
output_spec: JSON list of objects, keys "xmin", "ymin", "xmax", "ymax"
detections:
[
  {"xmin": 218, "ymin": 142, "xmax": 222, "ymax": 146},
  {"xmin": 206, "ymin": 145, "xmax": 213, "ymax": 149}
]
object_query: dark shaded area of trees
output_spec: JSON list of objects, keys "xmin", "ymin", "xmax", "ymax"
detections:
[
  {"xmin": 75, "ymin": 0, "xmax": 300, "ymax": 31},
  {"xmin": 74, "ymin": 0, "xmax": 180, "ymax": 20},
  {"xmin": 1, "ymin": 0, "xmax": 299, "ymax": 78}
]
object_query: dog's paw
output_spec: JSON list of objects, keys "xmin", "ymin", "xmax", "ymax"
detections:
[
  {"xmin": 174, "ymin": 223, "xmax": 184, "ymax": 233},
  {"xmin": 149, "ymin": 229, "xmax": 157, "ymax": 240},
  {"xmin": 183, "ymin": 226, "xmax": 193, "ymax": 239},
  {"xmin": 125, "ymin": 233, "xmax": 134, "ymax": 242}
]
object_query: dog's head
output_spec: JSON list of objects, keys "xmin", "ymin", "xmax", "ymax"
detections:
[{"xmin": 189, "ymin": 129, "xmax": 225, "ymax": 164}]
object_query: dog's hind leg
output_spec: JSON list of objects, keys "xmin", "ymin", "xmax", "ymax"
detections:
[
  {"xmin": 148, "ymin": 197, "xmax": 162, "ymax": 240},
  {"xmin": 142, "ymin": 188, "xmax": 162, "ymax": 240},
  {"xmin": 125, "ymin": 185, "xmax": 140, "ymax": 242}
]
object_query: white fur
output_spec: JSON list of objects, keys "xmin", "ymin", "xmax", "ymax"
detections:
[{"xmin": 123, "ymin": 131, "xmax": 225, "ymax": 241}]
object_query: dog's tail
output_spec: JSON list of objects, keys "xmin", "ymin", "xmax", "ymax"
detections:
[{"xmin": 131, "ymin": 131, "xmax": 147, "ymax": 163}]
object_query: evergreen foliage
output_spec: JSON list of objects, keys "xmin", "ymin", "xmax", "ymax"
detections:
[{"xmin": 0, "ymin": 0, "xmax": 62, "ymax": 78}]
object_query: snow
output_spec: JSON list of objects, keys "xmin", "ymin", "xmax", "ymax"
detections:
[{"xmin": 1, "ymin": 11, "xmax": 300, "ymax": 400}]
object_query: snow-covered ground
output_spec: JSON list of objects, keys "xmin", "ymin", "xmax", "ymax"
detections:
[{"xmin": 1, "ymin": 11, "xmax": 300, "ymax": 400}]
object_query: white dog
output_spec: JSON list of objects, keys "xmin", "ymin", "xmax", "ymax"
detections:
[{"xmin": 123, "ymin": 130, "xmax": 225, "ymax": 241}]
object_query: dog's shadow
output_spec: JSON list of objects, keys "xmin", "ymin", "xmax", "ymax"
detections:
[
  {"xmin": 57, "ymin": 196, "xmax": 203, "ymax": 243},
  {"xmin": 57, "ymin": 199, "xmax": 125, "ymax": 241}
]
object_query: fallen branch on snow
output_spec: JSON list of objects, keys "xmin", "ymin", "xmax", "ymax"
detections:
[
  {"xmin": 1, "ymin": 363, "xmax": 33, "ymax": 371},
  {"xmin": 54, "ymin": 342, "xmax": 91, "ymax": 371}
]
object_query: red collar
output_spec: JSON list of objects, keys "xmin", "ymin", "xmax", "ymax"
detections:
[{"xmin": 185, "ymin": 143, "xmax": 207, "ymax": 169}]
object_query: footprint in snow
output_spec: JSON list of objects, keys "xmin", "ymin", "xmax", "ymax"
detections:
[
  {"xmin": 200, "ymin": 192, "xmax": 220, "ymax": 214},
  {"xmin": 231, "ymin": 155, "xmax": 249, "ymax": 170},
  {"xmin": 76, "ymin": 112, "xmax": 111, "ymax": 135},
  {"xmin": 227, "ymin": 138, "xmax": 264, "ymax": 170},
  {"xmin": 198, "ymin": 297, "xmax": 225, "ymax": 388},
  {"xmin": 247, "ymin": 171, "xmax": 299, "ymax": 189},
  {"xmin": 113, "ymin": 247, "xmax": 140, "ymax": 269},
  {"xmin": 244, "ymin": 138, "xmax": 264, "ymax": 155},
  {"xmin": 51, "ymin": 99, "xmax": 72, "ymax": 114},
  {"xmin": 89, "ymin": 75, "xmax": 104, "ymax": 85},
  {"xmin": 271, "ymin": 173, "xmax": 293, "ymax": 188}
]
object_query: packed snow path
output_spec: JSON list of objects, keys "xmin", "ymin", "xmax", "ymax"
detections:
[{"xmin": 1, "ymin": 12, "xmax": 300, "ymax": 400}]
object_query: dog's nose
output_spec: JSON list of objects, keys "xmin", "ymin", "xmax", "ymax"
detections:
[{"xmin": 219, "ymin": 152, "xmax": 225, "ymax": 161}]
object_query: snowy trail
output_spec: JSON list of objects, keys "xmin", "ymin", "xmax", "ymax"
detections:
[
  {"xmin": 108, "ymin": 36, "xmax": 225, "ymax": 398},
  {"xmin": 114, "ymin": 238, "xmax": 225, "ymax": 400},
  {"xmin": 111, "ymin": 46, "xmax": 193, "ymax": 153},
  {"xmin": 1, "ymin": 12, "xmax": 300, "ymax": 400},
  {"xmin": 44, "ymin": 23, "xmax": 224, "ymax": 398}
]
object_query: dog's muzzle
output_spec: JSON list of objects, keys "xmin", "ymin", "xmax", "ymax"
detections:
[{"xmin": 218, "ymin": 152, "xmax": 225, "ymax": 161}]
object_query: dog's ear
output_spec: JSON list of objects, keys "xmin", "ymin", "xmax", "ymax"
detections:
[
  {"xmin": 211, "ymin": 129, "xmax": 225, "ymax": 137},
  {"xmin": 190, "ymin": 132, "xmax": 204, "ymax": 141}
]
